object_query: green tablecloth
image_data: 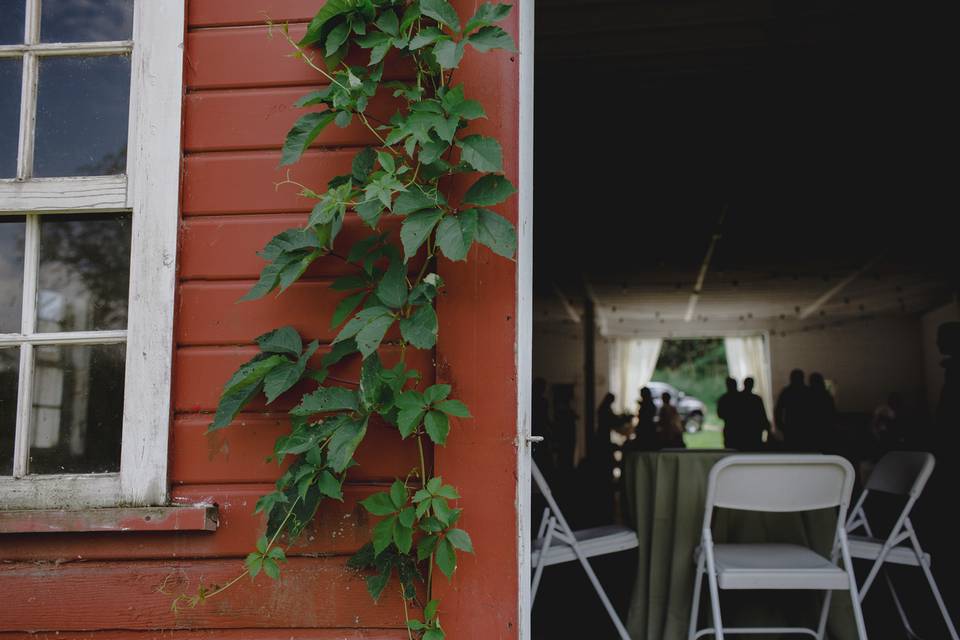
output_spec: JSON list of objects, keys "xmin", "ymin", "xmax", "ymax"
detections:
[{"xmin": 621, "ymin": 450, "xmax": 858, "ymax": 640}]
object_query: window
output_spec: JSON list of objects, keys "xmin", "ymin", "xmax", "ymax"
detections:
[{"xmin": 0, "ymin": 0, "xmax": 183, "ymax": 509}]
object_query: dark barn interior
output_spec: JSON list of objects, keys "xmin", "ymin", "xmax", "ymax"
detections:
[{"xmin": 531, "ymin": 1, "xmax": 957, "ymax": 638}]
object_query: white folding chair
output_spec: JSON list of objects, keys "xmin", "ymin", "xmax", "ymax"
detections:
[
  {"xmin": 688, "ymin": 454, "xmax": 867, "ymax": 640},
  {"xmin": 845, "ymin": 451, "xmax": 958, "ymax": 640},
  {"xmin": 531, "ymin": 462, "xmax": 639, "ymax": 640}
]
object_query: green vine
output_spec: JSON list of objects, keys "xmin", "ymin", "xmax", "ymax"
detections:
[{"xmin": 177, "ymin": 2, "xmax": 517, "ymax": 637}]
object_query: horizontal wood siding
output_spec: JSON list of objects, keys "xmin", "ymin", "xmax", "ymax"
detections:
[{"xmin": 1, "ymin": 1, "xmax": 430, "ymax": 635}]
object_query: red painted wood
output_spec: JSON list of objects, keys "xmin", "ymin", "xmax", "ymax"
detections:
[
  {"xmin": 177, "ymin": 280, "xmax": 342, "ymax": 345},
  {"xmin": 182, "ymin": 150, "xmax": 352, "ymax": 215},
  {"xmin": 0, "ymin": 557, "xmax": 408, "ymax": 630},
  {"xmin": 179, "ymin": 214, "xmax": 405, "ymax": 280},
  {"xmin": 184, "ymin": 87, "xmax": 398, "ymax": 152},
  {"xmin": 0, "ymin": 505, "xmax": 216, "ymax": 534},
  {"xmin": 171, "ymin": 414, "xmax": 420, "ymax": 484},
  {"xmin": 186, "ymin": 25, "xmax": 314, "ymax": 90},
  {"xmin": 186, "ymin": 26, "xmax": 413, "ymax": 91},
  {"xmin": 172, "ymin": 346, "xmax": 433, "ymax": 412},
  {"xmin": 188, "ymin": 0, "xmax": 316, "ymax": 28},
  {"xmin": 431, "ymin": 3, "xmax": 522, "ymax": 637},
  {"xmin": 0, "ymin": 632, "xmax": 408, "ymax": 640},
  {"xmin": 0, "ymin": 484, "xmax": 392, "ymax": 562}
]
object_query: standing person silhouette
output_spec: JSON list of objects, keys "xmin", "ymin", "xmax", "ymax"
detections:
[
  {"xmin": 657, "ymin": 392, "xmax": 685, "ymax": 448},
  {"xmin": 718, "ymin": 377, "xmax": 745, "ymax": 449},
  {"xmin": 775, "ymin": 369, "xmax": 811, "ymax": 451},
  {"xmin": 807, "ymin": 372, "xmax": 836, "ymax": 453},
  {"xmin": 740, "ymin": 377, "xmax": 770, "ymax": 451},
  {"xmin": 629, "ymin": 386, "xmax": 659, "ymax": 450},
  {"xmin": 531, "ymin": 377, "xmax": 553, "ymax": 472}
]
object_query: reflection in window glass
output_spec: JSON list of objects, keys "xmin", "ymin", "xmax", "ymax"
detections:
[
  {"xmin": 0, "ymin": 346, "xmax": 18, "ymax": 476},
  {"xmin": 34, "ymin": 55, "xmax": 130, "ymax": 178},
  {"xmin": 29, "ymin": 342, "xmax": 125, "ymax": 474},
  {"xmin": 0, "ymin": 59, "xmax": 22, "ymax": 178},
  {"xmin": 38, "ymin": 214, "xmax": 131, "ymax": 332},
  {"xmin": 0, "ymin": 0, "xmax": 25, "ymax": 44},
  {"xmin": 0, "ymin": 216, "xmax": 25, "ymax": 333},
  {"xmin": 40, "ymin": 0, "xmax": 133, "ymax": 43}
]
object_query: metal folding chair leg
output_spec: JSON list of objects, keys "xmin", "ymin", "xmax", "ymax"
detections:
[{"xmin": 688, "ymin": 552, "xmax": 705, "ymax": 640}]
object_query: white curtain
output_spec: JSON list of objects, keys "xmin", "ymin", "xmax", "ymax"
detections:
[
  {"xmin": 724, "ymin": 335, "xmax": 774, "ymax": 419},
  {"xmin": 608, "ymin": 338, "xmax": 663, "ymax": 414}
]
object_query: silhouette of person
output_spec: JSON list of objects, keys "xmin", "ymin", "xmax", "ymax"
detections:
[
  {"xmin": 739, "ymin": 377, "xmax": 770, "ymax": 451},
  {"xmin": 806, "ymin": 372, "xmax": 835, "ymax": 452},
  {"xmin": 718, "ymin": 377, "xmax": 745, "ymax": 449},
  {"xmin": 936, "ymin": 321, "xmax": 960, "ymax": 450},
  {"xmin": 531, "ymin": 377, "xmax": 553, "ymax": 471},
  {"xmin": 628, "ymin": 386, "xmax": 659, "ymax": 451},
  {"xmin": 552, "ymin": 385, "xmax": 578, "ymax": 475},
  {"xmin": 775, "ymin": 369, "xmax": 811, "ymax": 451},
  {"xmin": 657, "ymin": 392, "xmax": 685, "ymax": 448}
]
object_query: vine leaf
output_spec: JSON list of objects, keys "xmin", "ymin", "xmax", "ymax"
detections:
[
  {"xmin": 400, "ymin": 208, "xmax": 443, "ymax": 260},
  {"xmin": 262, "ymin": 341, "xmax": 318, "ymax": 404},
  {"xmin": 435, "ymin": 537, "xmax": 457, "ymax": 578},
  {"xmin": 256, "ymin": 326, "xmax": 302, "ymax": 357},
  {"xmin": 300, "ymin": 0, "xmax": 356, "ymax": 46},
  {"xmin": 424, "ymin": 410, "xmax": 450, "ymax": 444},
  {"xmin": 463, "ymin": 174, "xmax": 516, "ymax": 206},
  {"xmin": 469, "ymin": 208, "xmax": 517, "ymax": 258},
  {"xmin": 458, "ymin": 135, "xmax": 503, "ymax": 172},
  {"xmin": 376, "ymin": 259, "xmax": 408, "ymax": 309},
  {"xmin": 281, "ymin": 112, "xmax": 336, "ymax": 166},
  {"xmin": 361, "ymin": 492, "xmax": 397, "ymax": 516},
  {"xmin": 400, "ymin": 303, "xmax": 438, "ymax": 349},
  {"xmin": 433, "ymin": 39, "xmax": 466, "ymax": 69},
  {"xmin": 373, "ymin": 515, "xmax": 397, "ymax": 554},
  {"xmin": 421, "ymin": 0, "xmax": 461, "ymax": 32},
  {"xmin": 435, "ymin": 211, "xmax": 478, "ymax": 261},
  {"xmin": 464, "ymin": 2, "xmax": 513, "ymax": 33},
  {"xmin": 396, "ymin": 391, "xmax": 427, "ymax": 438},
  {"xmin": 209, "ymin": 354, "xmax": 287, "ymax": 431},
  {"xmin": 394, "ymin": 187, "xmax": 446, "ymax": 215},
  {"xmin": 446, "ymin": 528, "xmax": 474, "ymax": 553},
  {"xmin": 467, "ymin": 26, "xmax": 516, "ymax": 52},
  {"xmin": 291, "ymin": 386, "xmax": 359, "ymax": 416},
  {"xmin": 410, "ymin": 27, "xmax": 446, "ymax": 50},
  {"xmin": 331, "ymin": 291, "xmax": 368, "ymax": 329},
  {"xmin": 352, "ymin": 147, "xmax": 377, "ymax": 182},
  {"xmin": 326, "ymin": 417, "xmax": 368, "ymax": 472}
]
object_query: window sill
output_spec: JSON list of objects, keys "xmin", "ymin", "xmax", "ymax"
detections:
[{"xmin": 0, "ymin": 504, "xmax": 218, "ymax": 534}]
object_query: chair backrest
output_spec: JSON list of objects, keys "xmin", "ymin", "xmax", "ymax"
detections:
[
  {"xmin": 704, "ymin": 454, "xmax": 855, "ymax": 529},
  {"xmin": 531, "ymin": 461, "xmax": 574, "ymax": 534},
  {"xmin": 864, "ymin": 451, "xmax": 935, "ymax": 497}
]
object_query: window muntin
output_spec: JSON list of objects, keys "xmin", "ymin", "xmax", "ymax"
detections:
[{"xmin": 0, "ymin": 0, "xmax": 182, "ymax": 508}]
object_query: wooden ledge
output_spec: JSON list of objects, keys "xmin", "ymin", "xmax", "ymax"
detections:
[{"xmin": 0, "ymin": 504, "xmax": 218, "ymax": 534}]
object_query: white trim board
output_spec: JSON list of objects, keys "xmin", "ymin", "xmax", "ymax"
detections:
[{"xmin": 0, "ymin": 0, "xmax": 184, "ymax": 509}]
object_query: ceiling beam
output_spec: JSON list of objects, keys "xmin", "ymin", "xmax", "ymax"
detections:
[
  {"xmin": 552, "ymin": 282, "xmax": 582, "ymax": 324},
  {"xmin": 684, "ymin": 206, "xmax": 727, "ymax": 322},
  {"xmin": 582, "ymin": 278, "xmax": 609, "ymax": 335},
  {"xmin": 798, "ymin": 255, "xmax": 882, "ymax": 320}
]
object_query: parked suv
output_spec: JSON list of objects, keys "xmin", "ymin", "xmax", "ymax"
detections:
[{"xmin": 644, "ymin": 381, "xmax": 706, "ymax": 433}]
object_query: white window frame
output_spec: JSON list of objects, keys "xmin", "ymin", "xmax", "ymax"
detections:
[{"xmin": 0, "ymin": 0, "xmax": 183, "ymax": 509}]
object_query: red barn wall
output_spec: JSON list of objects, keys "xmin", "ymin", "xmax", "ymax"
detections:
[{"xmin": 0, "ymin": 1, "xmax": 521, "ymax": 638}]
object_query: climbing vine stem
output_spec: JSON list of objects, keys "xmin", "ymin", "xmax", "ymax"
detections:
[{"xmin": 180, "ymin": 1, "xmax": 518, "ymax": 638}]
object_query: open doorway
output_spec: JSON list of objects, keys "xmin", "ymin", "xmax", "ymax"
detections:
[{"xmin": 529, "ymin": 1, "xmax": 957, "ymax": 638}]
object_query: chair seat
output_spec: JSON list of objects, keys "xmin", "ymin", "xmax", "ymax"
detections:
[
  {"xmin": 711, "ymin": 543, "xmax": 850, "ymax": 590},
  {"xmin": 532, "ymin": 525, "xmax": 638, "ymax": 567},
  {"xmin": 848, "ymin": 534, "xmax": 930, "ymax": 566}
]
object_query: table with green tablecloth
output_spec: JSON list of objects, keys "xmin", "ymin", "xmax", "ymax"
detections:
[{"xmin": 621, "ymin": 450, "xmax": 859, "ymax": 640}]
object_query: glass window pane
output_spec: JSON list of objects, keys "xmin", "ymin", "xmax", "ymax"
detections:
[
  {"xmin": 0, "ymin": 215, "xmax": 25, "ymax": 333},
  {"xmin": 40, "ymin": 0, "xmax": 133, "ymax": 43},
  {"xmin": 34, "ymin": 55, "xmax": 130, "ymax": 178},
  {"xmin": 0, "ymin": 346, "xmax": 18, "ymax": 476},
  {"xmin": 0, "ymin": 0, "xmax": 25, "ymax": 44},
  {"xmin": 37, "ymin": 213, "xmax": 131, "ymax": 332},
  {"xmin": 0, "ymin": 58, "xmax": 22, "ymax": 178},
  {"xmin": 29, "ymin": 342, "xmax": 125, "ymax": 475}
]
